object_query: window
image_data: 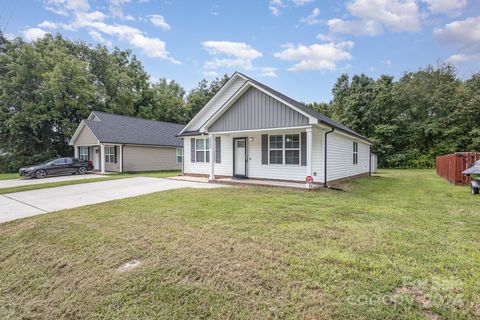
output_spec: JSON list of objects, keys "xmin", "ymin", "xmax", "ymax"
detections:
[
  {"xmin": 353, "ymin": 141, "xmax": 358, "ymax": 164},
  {"xmin": 285, "ymin": 134, "xmax": 300, "ymax": 165},
  {"xmin": 268, "ymin": 134, "xmax": 301, "ymax": 165},
  {"xmin": 269, "ymin": 135, "xmax": 283, "ymax": 164},
  {"xmin": 105, "ymin": 146, "xmax": 115, "ymax": 163},
  {"xmin": 195, "ymin": 138, "xmax": 210, "ymax": 163},
  {"xmin": 51, "ymin": 158, "xmax": 66, "ymax": 166},
  {"xmin": 176, "ymin": 148, "xmax": 183, "ymax": 163},
  {"xmin": 79, "ymin": 147, "xmax": 88, "ymax": 161}
]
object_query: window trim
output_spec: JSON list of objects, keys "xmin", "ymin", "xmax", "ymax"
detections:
[
  {"xmin": 105, "ymin": 146, "xmax": 115, "ymax": 163},
  {"xmin": 176, "ymin": 148, "xmax": 183, "ymax": 163},
  {"xmin": 353, "ymin": 141, "xmax": 359, "ymax": 165},
  {"xmin": 79, "ymin": 147, "xmax": 88, "ymax": 161},
  {"xmin": 194, "ymin": 138, "xmax": 210, "ymax": 163},
  {"xmin": 268, "ymin": 133, "xmax": 301, "ymax": 166}
]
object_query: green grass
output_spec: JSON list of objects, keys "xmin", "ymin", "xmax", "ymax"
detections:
[
  {"xmin": 0, "ymin": 170, "xmax": 479, "ymax": 319},
  {"xmin": 0, "ymin": 173, "xmax": 20, "ymax": 180},
  {"xmin": 0, "ymin": 170, "xmax": 181, "ymax": 194}
]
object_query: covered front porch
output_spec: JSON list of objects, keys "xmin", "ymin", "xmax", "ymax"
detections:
[{"xmin": 74, "ymin": 144, "xmax": 124, "ymax": 174}]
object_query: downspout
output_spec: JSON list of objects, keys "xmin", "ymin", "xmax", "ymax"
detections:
[
  {"xmin": 368, "ymin": 145, "xmax": 372, "ymax": 176},
  {"xmin": 181, "ymin": 138, "xmax": 184, "ymax": 175},
  {"xmin": 324, "ymin": 127, "xmax": 335, "ymax": 187},
  {"xmin": 121, "ymin": 144, "xmax": 124, "ymax": 173}
]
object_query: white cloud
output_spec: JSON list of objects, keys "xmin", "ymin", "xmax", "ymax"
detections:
[
  {"xmin": 434, "ymin": 16, "xmax": 480, "ymax": 64},
  {"xmin": 300, "ymin": 8, "xmax": 320, "ymax": 25},
  {"xmin": 316, "ymin": 33, "xmax": 334, "ymax": 41},
  {"xmin": 274, "ymin": 41, "xmax": 354, "ymax": 72},
  {"xmin": 108, "ymin": 0, "xmax": 134, "ymax": 20},
  {"xmin": 260, "ymin": 67, "xmax": 278, "ymax": 77},
  {"xmin": 328, "ymin": 18, "xmax": 383, "ymax": 36},
  {"xmin": 203, "ymin": 70, "xmax": 220, "ymax": 77},
  {"xmin": 38, "ymin": 0, "xmax": 178, "ymax": 63},
  {"xmin": 291, "ymin": 0, "xmax": 314, "ymax": 6},
  {"xmin": 446, "ymin": 53, "xmax": 480, "ymax": 63},
  {"xmin": 328, "ymin": 0, "xmax": 420, "ymax": 36},
  {"xmin": 420, "ymin": 0, "xmax": 467, "ymax": 15},
  {"xmin": 269, "ymin": 0, "xmax": 311, "ymax": 16},
  {"xmin": 89, "ymin": 30, "xmax": 112, "ymax": 46},
  {"xmin": 202, "ymin": 41, "xmax": 263, "ymax": 71},
  {"xmin": 149, "ymin": 15, "xmax": 170, "ymax": 30},
  {"xmin": 43, "ymin": 0, "xmax": 90, "ymax": 15},
  {"xmin": 38, "ymin": 21, "xmax": 59, "ymax": 29},
  {"xmin": 22, "ymin": 28, "xmax": 49, "ymax": 42}
]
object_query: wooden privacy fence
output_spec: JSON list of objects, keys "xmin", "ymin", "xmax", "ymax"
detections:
[{"xmin": 436, "ymin": 152, "xmax": 480, "ymax": 185}]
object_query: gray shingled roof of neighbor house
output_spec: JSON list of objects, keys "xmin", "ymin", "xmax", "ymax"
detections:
[{"xmin": 84, "ymin": 111, "xmax": 184, "ymax": 147}]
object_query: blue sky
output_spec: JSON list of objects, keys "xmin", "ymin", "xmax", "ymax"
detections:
[{"xmin": 3, "ymin": 0, "xmax": 480, "ymax": 103}]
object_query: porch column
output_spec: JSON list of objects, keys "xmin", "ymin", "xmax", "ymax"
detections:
[
  {"xmin": 74, "ymin": 146, "xmax": 79, "ymax": 158},
  {"xmin": 100, "ymin": 144, "xmax": 106, "ymax": 174},
  {"xmin": 209, "ymin": 134, "xmax": 215, "ymax": 180},
  {"xmin": 306, "ymin": 127, "xmax": 313, "ymax": 177},
  {"xmin": 119, "ymin": 145, "xmax": 123, "ymax": 173}
]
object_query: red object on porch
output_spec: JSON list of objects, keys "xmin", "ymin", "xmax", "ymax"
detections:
[{"xmin": 436, "ymin": 152, "xmax": 480, "ymax": 185}]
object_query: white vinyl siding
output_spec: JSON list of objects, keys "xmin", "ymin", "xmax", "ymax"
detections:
[{"xmin": 326, "ymin": 132, "xmax": 369, "ymax": 181}]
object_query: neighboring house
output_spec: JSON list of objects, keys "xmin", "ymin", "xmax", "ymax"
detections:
[
  {"xmin": 178, "ymin": 72, "xmax": 374, "ymax": 185},
  {"xmin": 70, "ymin": 111, "xmax": 184, "ymax": 173}
]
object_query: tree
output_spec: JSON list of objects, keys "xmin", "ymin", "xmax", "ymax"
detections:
[{"xmin": 185, "ymin": 74, "xmax": 229, "ymax": 121}]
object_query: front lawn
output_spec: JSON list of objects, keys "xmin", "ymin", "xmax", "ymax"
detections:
[
  {"xmin": 0, "ymin": 173, "xmax": 20, "ymax": 180},
  {"xmin": 0, "ymin": 170, "xmax": 478, "ymax": 319},
  {"xmin": 0, "ymin": 170, "xmax": 181, "ymax": 194}
]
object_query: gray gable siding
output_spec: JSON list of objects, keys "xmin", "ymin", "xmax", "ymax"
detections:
[{"xmin": 208, "ymin": 87, "xmax": 309, "ymax": 133}]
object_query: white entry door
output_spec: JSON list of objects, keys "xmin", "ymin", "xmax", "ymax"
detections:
[{"xmin": 234, "ymin": 138, "xmax": 247, "ymax": 177}]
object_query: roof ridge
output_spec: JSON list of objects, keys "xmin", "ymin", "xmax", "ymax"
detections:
[{"xmin": 92, "ymin": 111, "xmax": 184, "ymax": 127}]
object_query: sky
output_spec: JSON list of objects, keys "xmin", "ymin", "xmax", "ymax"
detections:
[{"xmin": 2, "ymin": 0, "xmax": 480, "ymax": 103}]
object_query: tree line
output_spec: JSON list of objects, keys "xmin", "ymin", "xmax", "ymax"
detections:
[
  {"xmin": 0, "ymin": 33, "xmax": 228, "ymax": 171},
  {"xmin": 307, "ymin": 65, "xmax": 480, "ymax": 168},
  {"xmin": 0, "ymin": 32, "xmax": 479, "ymax": 171}
]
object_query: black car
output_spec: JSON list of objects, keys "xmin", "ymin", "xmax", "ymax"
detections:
[{"xmin": 19, "ymin": 157, "xmax": 94, "ymax": 179}]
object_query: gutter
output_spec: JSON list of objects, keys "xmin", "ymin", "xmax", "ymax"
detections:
[{"xmin": 324, "ymin": 127, "xmax": 335, "ymax": 187}]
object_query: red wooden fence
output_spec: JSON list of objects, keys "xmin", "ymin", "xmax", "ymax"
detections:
[{"xmin": 436, "ymin": 152, "xmax": 480, "ymax": 185}]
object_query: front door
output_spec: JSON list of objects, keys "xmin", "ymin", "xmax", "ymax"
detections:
[
  {"xmin": 93, "ymin": 147, "xmax": 100, "ymax": 170},
  {"xmin": 233, "ymin": 138, "xmax": 247, "ymax": 178}
]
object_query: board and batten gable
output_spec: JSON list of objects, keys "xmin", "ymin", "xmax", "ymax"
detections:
[
  {"xmin": 208, "ymin": 87, "xmax": 309, "ymax": 132},
  {"xmin": 182, "ymin": 76, "xmax": 247, "ymax": 133}
]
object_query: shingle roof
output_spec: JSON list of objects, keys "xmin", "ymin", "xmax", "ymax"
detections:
[
  {"xmin": 236, "ymin": 72, "xmax": 372, "ymax": 143},
  {"xmin": 84, "ymin": 111, "xmax": 184, "ymax": 147}
]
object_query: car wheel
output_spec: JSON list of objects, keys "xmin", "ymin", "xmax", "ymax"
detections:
[
  {"xmin": 35, "ymin": 169, "xmax": 47, "ymax": 179},
  {"xmin": 471, "ymin": 185, "xmax": 479, "ymax": 195},
  {"xmin": 78, "ymin": 167, "xmax": 87, "ymax": 175}
]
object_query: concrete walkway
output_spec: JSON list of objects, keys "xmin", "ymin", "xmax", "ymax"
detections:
[
  {"xmin": 0, "ymin": 173, "xmax": 104, "ymax": 189},
  {"xmin": 0, "ymin": 177, "xmax": 224, "ymax": 224}
]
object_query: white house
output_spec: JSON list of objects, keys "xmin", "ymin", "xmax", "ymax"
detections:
[{"xmin": 178, "ymin": 72, "xmax": 374, "ymax": 186}]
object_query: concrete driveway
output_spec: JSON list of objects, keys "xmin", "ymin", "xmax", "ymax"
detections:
[
  {"xmin": 0, "ymin": 173, "xmax": 104, "ymax": 189},
  {"xmin": 0, "ymin": 177, "xmax": 224, "ymax": 224}
]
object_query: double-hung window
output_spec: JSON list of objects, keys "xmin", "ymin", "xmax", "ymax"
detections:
[
  {"xmin": 269, "ymin": 135, "xmax": 283, "ymax": 164},
  {"xmin": 176, "ymin": 148, "xmax": 183, "ymax": 163},
  {"xmin": 353, "ymin": 141, "xmax": 358, "ymax": 164},
  {"xmin": 285, "ymin": 134, "xmax": 300, "ymax": 165},
  {"xmin": 195, "ymin": 138, "xmax": 210, "ymax": 163},
  {"xmin": 105, "ymin": 146, "xmax": 115, "ymax": 163},
  {"xmin": 269, "ymin": 134, "xmax": 300, "ymax": 165},
  {"xmin": 79, "ymin": 147, "xmax": 88, "ymax": 161}
]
